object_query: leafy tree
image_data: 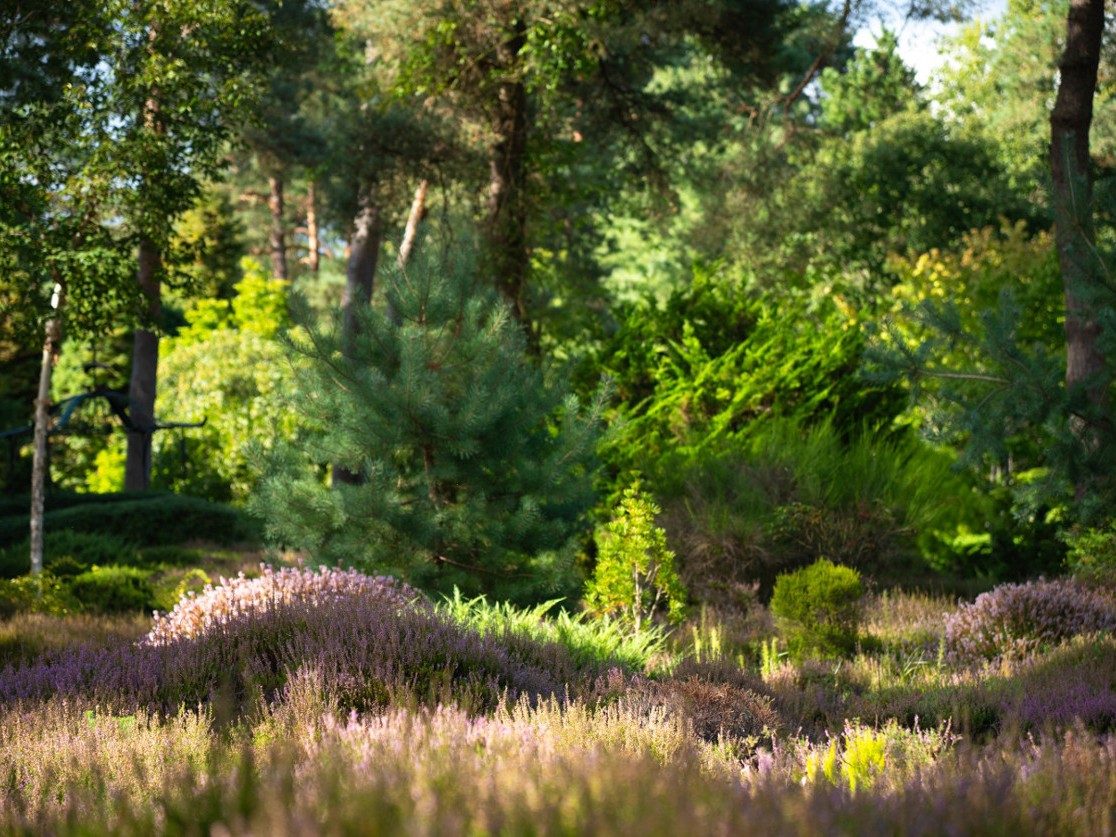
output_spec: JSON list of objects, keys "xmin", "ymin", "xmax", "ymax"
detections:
[
  {"xmin": 818, "ymin": 30, "xmax": 919, "ymax": 136},
  {"xmin": 343, "ymin": 0, "xmax": 799, "ymax": 343},
  {"xmin": 935, "ymin": 0, "xmax": 1116, "ymax": 196},
  {"xmin": 252, "ymin": 252, "xmax": 604, "ymax": 604}
]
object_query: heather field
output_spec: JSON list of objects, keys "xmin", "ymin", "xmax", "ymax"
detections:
[{"xmin": 2, "ymin": 564, "xmax": 1115, "ymax": 835}]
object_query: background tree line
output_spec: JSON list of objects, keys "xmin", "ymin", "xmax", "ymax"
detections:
[{"xmin": 1, "ymin": 0, "xmax": 1113, "ymax": 601}]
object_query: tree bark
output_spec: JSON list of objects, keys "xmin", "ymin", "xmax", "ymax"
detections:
[
  {"xmin": 29, "ymin": 288, "xmax": 63, "ymax": 576},
  {"xmin": 124, "ymin": 237, "xmax": 161, "ymax": 491},
  {"xmin": 341, "ymin": 182, "xmax": 382, "ymax": 348},
  {"xmin": 268, "ymin": 173, "xmax": 288, "ymax": 281},
  {"xmin": 333, "ymin": 182, "xmax": 383, "ymax": 487},
  {"xmin": 484, "ymin": 23, "xmax": 531, "ymax": 331},
  {"xmin": 399, "ymin": 179, "xmax": 428, "ymax": 269},
  {"xmin": 1050, "ymin": 0, "xmax": 1106, "ymax": 501},
  {"xmin": 306, "ymin": 180, "xmax": 320, "ymax": 275}
]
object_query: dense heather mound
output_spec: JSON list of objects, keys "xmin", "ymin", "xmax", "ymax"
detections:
[
  {"xmin": 145, "ymin": 564, "xmax": 426, "ymax": 644},
  {"xmin": 0, "ymin": 567, "xmax": 589, "ymax": 715},
  {"xmin": 944, "ymin": 578, "xmax": 1116, "ymax": 665}
]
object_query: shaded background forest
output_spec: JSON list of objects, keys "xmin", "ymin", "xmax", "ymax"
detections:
[{"xmin": 2, "ymin": 0, "xmax": 1115, "ymax": 606}]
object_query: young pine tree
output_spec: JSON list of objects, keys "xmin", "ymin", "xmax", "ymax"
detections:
[{"xmin": 253, "ymin": 252, "xmax": 604, "ymax": 604}]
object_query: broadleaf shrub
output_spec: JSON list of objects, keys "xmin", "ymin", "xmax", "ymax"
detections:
[
  {"xmin": 1064, "ymin": 523, "xmax": 1116, "ymax": 589},
  {"xmin": 770, "ymin": 559, "xmax": 863, "ymax": 660},
  {"xmin": 943, "ymin": 578, "xmax": 1116, "ymax": 665}
]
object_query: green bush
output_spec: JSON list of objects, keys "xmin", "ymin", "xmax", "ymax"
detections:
[
  {"xmin": 0, "ymin": 495, "xmax": 261, "ymax": 550},
  {"xmin": 589, "ymin": 273, "xmax": 907, "ymax": 482},
  {"xmin": 0, "ymin": 573, "xmax": 78, "ymax": 619},
  {"xmin": 584, "ymin": 483, "xmax": 687, "ymax": 632},
  {"xmin": 68, "ymin": 566, "xmax": 157, "ymax": 614},
  {"xmin": 1065, "ymin": 523, "xmax": 1116, "ymax": 588},
  {"xmin": 770, "ymin": 558, "xmax": 863, "ymax": 660},
  {"xmin": 0, "ymin": 530, "xmax": 138, "ymax": 579},
  {"xmin": 0, "ymin": 490, "xmax": 154, "ymax": 520}
]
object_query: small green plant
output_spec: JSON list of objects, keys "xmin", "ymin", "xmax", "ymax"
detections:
[
  {"xmin": 759, "ymin": 637, "xmax": 787, "ymax": 678},
  {"xmin": 585, "ymin": 482, "xmax": 687, "ymax": 632},
  {"xmin": 68, "ymin": 566, "xmax": 157, "ymax": 614},
  {"xmin": 1065, "ymin": 522, "xmax": 1116, "ymax": 588},
  {"xmin": 770, "ymin": 558, "xmax": 863, "ymax": 660},
  {"xmin": 0, "ymin": 573, "xmax": 77, "ymax": 618}
]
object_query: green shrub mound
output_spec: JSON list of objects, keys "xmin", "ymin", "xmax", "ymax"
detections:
[
  {"xmin": 0, "ymin": 531, "xmax": 137, "ymax": 579},
  {"xmin": 770, "ymin": 558, "xmax": 863, "ymax": 660},
  {"xmin": 68, "ymin": 566, "xmax": 157, "ymax": 614},
  {"xmin": 0, "ymin": 494, "xmax": 261, "ymax": 551}
]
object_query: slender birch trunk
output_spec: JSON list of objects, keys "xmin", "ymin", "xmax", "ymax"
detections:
[{"xmin": 29, "ymin": 287, "xmax": 63, "ymax": 576}]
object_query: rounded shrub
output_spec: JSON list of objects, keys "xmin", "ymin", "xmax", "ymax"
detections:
[
  {"xmin": 68, "ymin": 566, "xmax": 157, "ymax": 614},
  {"xmin": 943, "ymin": 578, "xmax": 1116, "ymax": 665},
  {"xmin": 145, "ymin": 564, "xmax": 427, "ymax": 645},
  {"xmin": 769, "ymin": 558, "xmax": 863, "ymax": 660}
]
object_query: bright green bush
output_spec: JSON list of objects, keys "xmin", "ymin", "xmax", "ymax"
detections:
[
  {"xmin": 770, "ymin": 558, "xmax": 863, "ymax": 659},
  {"xmin": 1064, "ymin": 522, "xmax": 1116, "ymax": 588},
  {"xmin": 585, "ymin": 483, "xmax": 686, "ymax": 632},
  {"xmin": 68, "ymin": 566, "xmax": 156, "ymax": 614},
  {"xmin": 0, "ymin": 574, "xmax": 77, "ymax": 619},
  {"xmin": 589, "ymin": 271, "xmax": 907, "ymax": 482}
]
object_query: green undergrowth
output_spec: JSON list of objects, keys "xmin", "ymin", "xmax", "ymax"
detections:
[{"xmin": 437, "ymin": 589, "xmax": 669, "ymax": 673}]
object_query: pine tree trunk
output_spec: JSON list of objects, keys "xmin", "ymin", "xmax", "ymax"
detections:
[
  {"xmin": 306, "ymin": 181, "xmax": 320, "ymax": 275},
  {"xmin": 333, "ymin": 183, "xmax": 383, "ymax": 487},
  {"xmin": 29, "ymin": 294, "xmax": 63, "ymax": 576},
  {"xmin": 485, "ymin": 23, "xmax": 531, "ymax": 332},
  {"xmin": 1050, "ymin": 0, "xmax": 1106, "ymax": 502},
  {"xmin": 124, "ymin": 237, "xmax": 161, "ymax": 491},
  {"xmin": 268, "ymin": 173, "xmax": 288, "ymax": 281},
  {"xmin": 341, "ymin": 182, "xmax": 382, "ymax": 347}
]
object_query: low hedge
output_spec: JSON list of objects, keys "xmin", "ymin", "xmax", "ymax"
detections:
[{"xmin": 0, "ymin": 494, "xmax": 261, "ymax": 550}]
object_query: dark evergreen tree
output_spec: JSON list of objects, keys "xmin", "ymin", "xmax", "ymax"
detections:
[{"xmin": 252, "ymin": 252, "xmax": 604, "ymax": 604}]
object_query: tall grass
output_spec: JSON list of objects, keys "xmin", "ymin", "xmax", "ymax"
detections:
[{"xmin": 656, "ymin": 419, "xmax": 972, "ymax": 596}]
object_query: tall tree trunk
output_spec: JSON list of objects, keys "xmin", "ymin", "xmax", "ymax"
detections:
[
  {"xmin": 333, "ymin": 182, "xmax": 383, "ymax": 487},
  {"xmin": 341, "ymin": 182, "xmax": 382, "ymax": 347},
  {"xmin": 268, "ymin": 173, "xmax": 288, "ymax": 281},
  {"xmin": 1050, "ymin": 0, "xmax": 1106, "ymax": 502},
  {"xmin": 124, "ymin": 237, "xmax": 161, "ymax": 491},
  {"xmin": 306, "ymin": 180, "xmax": 320, "ymax": 275},
  {"xmin": 485, "ymin": 23, "xmax": 531, "ymax": 333},
  {"xmin": 29, "ymin": 285, "xmax": 63, "ymax": 576}
]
